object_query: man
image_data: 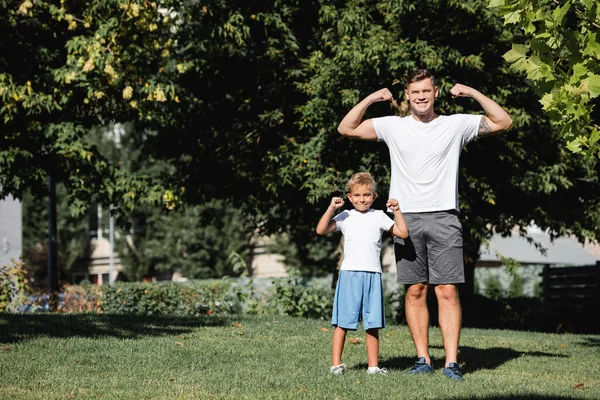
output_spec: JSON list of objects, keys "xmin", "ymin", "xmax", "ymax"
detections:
[{"xmin": 337, "ymin": 69, "xmax": 512, "ymax": 381}]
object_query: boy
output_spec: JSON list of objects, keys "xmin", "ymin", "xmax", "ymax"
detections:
[{"xmin": 316, "ymin": 172, "xmax": 408, "ymax": 375}]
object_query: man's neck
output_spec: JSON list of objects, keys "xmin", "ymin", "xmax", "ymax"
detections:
[{"xmin": 410, "ymin": 112, "xmax": 438, "ymax": 123}]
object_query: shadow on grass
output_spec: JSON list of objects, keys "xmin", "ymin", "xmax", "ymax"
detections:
[
  {"xmin": 456, "ymin": 396, "xmax": 578, "ymax": 399},
  {"xmin": 361, "ymin": 345, "xmax": 567, "ymax": 375},
  {"xmin": 0, "ymin": 313, "xmax": 231, "ymax": 344},
  {"xmin": 456, "ymin": 345, "xmax": 568, "ymax": 372},
  {"xmin": 578, "ymin": 337, "xmax": 600, "ymax": 348}
]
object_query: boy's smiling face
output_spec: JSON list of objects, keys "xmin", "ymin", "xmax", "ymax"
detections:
[{"xmin": 347, "ymin": 184, "xmax": 377, "ymax": 212}]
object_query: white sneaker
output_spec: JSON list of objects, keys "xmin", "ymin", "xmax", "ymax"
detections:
[
  {"xmin": 367, "ymin": 367, "xmax": 388, "ymax": 375},
  {"xmin": 330, "ymin": 363, "xmax": 346, "ymax": 375}
]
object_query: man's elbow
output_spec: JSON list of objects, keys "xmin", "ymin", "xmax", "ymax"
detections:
[
  {"xmin": 337, "ymin": 125, "xmax": 351, "ymax": 137},
  {"xmin": 500, "ymin": 116, "xmax": 513, "ymax": 132}
]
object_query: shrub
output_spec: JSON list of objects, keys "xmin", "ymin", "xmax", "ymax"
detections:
[
  {"xmin": 0, "ymin": 259, "xmax": 30, "ymax": 312},
  {"xmin": 101, "ymin": 280, "xmax": 238, "ymax": 316},
  {"xmin": 485, "ymin": 275, "xmax": 505, "ymax": 300},
  {"xmin": 270, "ymin": 277, "xmax": 333, "ymax": 319}
]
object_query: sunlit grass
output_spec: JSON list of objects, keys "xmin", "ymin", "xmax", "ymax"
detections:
[{"xmin": 0, "ymin": 313, "xmax": 599, "ymax": 399}]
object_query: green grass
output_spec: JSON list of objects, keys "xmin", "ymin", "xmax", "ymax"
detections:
[{"xmin": 0, "ymin": 313, "xmax": 599, "ymax": 399}]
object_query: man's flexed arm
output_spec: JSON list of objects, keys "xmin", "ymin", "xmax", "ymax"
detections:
[
  {"xmin": 337, "ymin": 88, "xmax": 393, "ymax": 140},
  {"xmin": 450, "ymin": 84, "xmax": 513, "ymax": 137}
]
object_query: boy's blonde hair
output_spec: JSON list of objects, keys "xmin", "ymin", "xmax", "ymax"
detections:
[{"xmin": 347, "ymin": 172, "xmax": 376, "ymax": 192}]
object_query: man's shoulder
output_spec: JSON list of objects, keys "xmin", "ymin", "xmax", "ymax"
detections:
[
  {"xmin": 440, "ymin": 113, "xmax": 482, "ymax": 121},
  {"xmin": 373, "ymin": 115, "xmax": 409, "ymax": 124}
]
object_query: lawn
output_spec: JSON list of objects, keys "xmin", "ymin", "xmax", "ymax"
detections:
[{"xmin": 0, "ymin": 313, "xmax": 599, "ymax": 399}]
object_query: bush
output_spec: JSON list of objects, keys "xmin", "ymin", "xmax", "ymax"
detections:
[
  {"xmin": 0, "ymin": 259, "xmax": 30, "ymax": 312},
  {"xmin": 101, "ymin": 280, "xmax": 239, "ymax": 316},
  {"xmin": 270, "ymin": 277, "xmax": 333, "ymax": 319},
  {"xmin": 484, "ymin": 275, "xmax": 505, "ymax": 300},
  {"xmin": 9, "ymin": 274, "xmax": 404, "ymax": 326}
]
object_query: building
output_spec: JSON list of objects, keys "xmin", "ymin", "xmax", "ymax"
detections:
[{"xmin": 0, "ymin": 195, "xmax": 22, "ymax": 268}]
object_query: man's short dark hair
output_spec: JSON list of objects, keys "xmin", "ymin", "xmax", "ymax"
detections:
[{"xmin": 407, "ymin": 69, "xmax": 435, "ymax": 86}]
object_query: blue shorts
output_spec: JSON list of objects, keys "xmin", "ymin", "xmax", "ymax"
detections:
[{"xmin": 331, "ymin": 271, "xmax": 385, "ymax": 331}]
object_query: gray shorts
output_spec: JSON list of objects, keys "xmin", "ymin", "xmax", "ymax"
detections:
[{"xmin": 394, "ymin": 210, "xmax": 465, "ymax": 285}]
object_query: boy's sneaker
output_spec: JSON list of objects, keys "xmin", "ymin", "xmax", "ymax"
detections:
[
  {"xmin": 442, "ymin": 362, "xmax": 464, "ymax": 382},
  {"xmin": 408, "ymin": 357, "xmax": 434, "ymax": 374},
  {"xmin": 330, "ymin": 363, "xmax": 346, "ymax": 375},
  {"xmin": 367, "ymin": 367, "xmax": 388, "ymax": 375}
]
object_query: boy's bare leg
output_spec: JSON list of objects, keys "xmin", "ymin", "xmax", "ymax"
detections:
[
  {"xmin": 434, "ymin": 284, "xmax": 461, "ymax": 367},
  {"xmin": 365, "ymin": 328, "xmax": 380, "ymax": 367},
  {"xmin": 332, "ymin": 326, "xmax": 347, "ymax": 366},
  {"xmin": 405, "ymin": 283, "xmax": 431, "ymax": 363}
]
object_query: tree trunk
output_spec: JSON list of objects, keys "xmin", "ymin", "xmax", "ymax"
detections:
[
  {"xmin": 47, "ymin": 175, "xmax": 59, "ymax": 311},
  {"xmin": 460, "ymin": 228, "xmax": 482, "ymax": 300}
]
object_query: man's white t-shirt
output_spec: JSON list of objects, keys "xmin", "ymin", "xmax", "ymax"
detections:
[
  {"xmin": 373, "ymin": 114, "xmax": 482, "ymax": 213},
  {"xmin": 333, "ymin": 209, "xmax": 395, "ymax": 273}
]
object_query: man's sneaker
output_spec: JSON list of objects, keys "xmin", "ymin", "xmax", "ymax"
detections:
[
  {"xmin": 367, "ymin": 367, "xmax": 388, "ymax": 375},
  {"xmin": 330, "ymin": 363, "xmax": 346, "ymax": 375},
  {"xmin": 408, "ymin": 357, "xmax": 434, "ymax": 374},
  {"xmin": 442, "ymin": 362, "xmax": 464, "ymax": 382}
]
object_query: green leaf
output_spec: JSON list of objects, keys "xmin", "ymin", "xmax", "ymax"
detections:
[
  {"xmin": 586, "ymin": 75, "xmax": 600, "ymax": 98},
  {"xmin": 488, "ymin": 0, "xmax": 505, "ymax": 7},
  {"xmin": 552, "ymin": 1, "xmax": 571, "ymax": 25},
  {"xmin": 567, "ymin": 137, "xmax": 583, "ymax": 153},
  {"xmin": 504, "ymin": 11, "xmax": 522, "ymax": 24},
  {"xmin": 504, "ymin": 44, "xmax": 529, "ymax": 61},
  {"xmin": 590, "ymin": 127, "xmax": 600, "ymax": 146}
]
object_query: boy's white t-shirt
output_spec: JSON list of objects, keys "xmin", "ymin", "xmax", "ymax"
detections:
[
  {"xmin": 373, "ymin": 114, "xmax": 481, "ymax": 213},
  {"xmin": 333, "ymin": 209, "xmax": 395, "ymax": 273}
]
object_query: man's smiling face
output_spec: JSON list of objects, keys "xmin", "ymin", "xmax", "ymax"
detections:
[{"xmin": 405, "ymin": 78, "xmax": 439, "ymax": 120}]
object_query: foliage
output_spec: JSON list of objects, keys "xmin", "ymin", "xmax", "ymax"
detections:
[
  {"xmin": 266, "ymin": 233, "xmax": 340, "ymax": 278},
  {"xmin": 271, "ymin": 277, "xmax": 333, "ymax": 319},
  {"xmin": 116, "ymin": 200, "xmax": 253, "ymax": 281},
  {"xmin": 507, "ymin": 272, "xmax": 525, "ymax": 298},
  {"xmin": 0, "ymin": 258, "xmax": 29, "ymax": 312},
  {"xmin": 101, "ymin": 280, "xmax": 238, "ymax": 316},
  {"xmin": 4, "ymin": 0, "xmax": 600, "ymax": 293},
  {"xmin": 0, "ymin": 0, "xmax": 186, "ymax": 214},
  {"xmin": 270, "ymin": 0, "xmax": 600, "ymax": 294},
  {"xmin": 21, "ymin": 186, "xmax": 91, "ymax": 290},
  {"xmin": 485, "ymin": 275, "xmax": 505, "ymax": 300},
  {"xmin": 491, "ymin": 0, "xmax": 600, "ymax": 157}
]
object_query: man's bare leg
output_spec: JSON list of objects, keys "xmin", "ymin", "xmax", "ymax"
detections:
[
  {"xmin": 405, "ymin": 283, "xmax": 431, "ymax": 364},
  {"xmin": 434, "ymin": 284, "xmax": 461, "ymax": 367}
]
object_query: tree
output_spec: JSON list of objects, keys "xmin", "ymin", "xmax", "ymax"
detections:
[
  {"xmin": 0, "ymin": 0, "xmax": 187, "ymax": 212},
  {"xmin": 117, "ymin": 200, "xmax": 252, "ymax": 281},
  {"xmin": 4, "ymin": 0, "xmax": 599, "ymax": 294},
  {"xmin": 21, "ymin": 186, "xmax": 90, "ymax": 290},
  {"xmin": 491, "ymin": 0, "xmax": 600, "ymax": 157},
  {"xmin": 268, "ymin": 0, "xmax": 600, "ymax": 294}
]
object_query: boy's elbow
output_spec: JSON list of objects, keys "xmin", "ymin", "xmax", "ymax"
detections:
[{"xmin": 397, "ymin": 229, "xmax": 409, "ymax": 239}]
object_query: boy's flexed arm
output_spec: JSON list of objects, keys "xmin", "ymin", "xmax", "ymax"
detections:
[
  {"xmin": 386, "ymin": 199, "xmax": 409, "ymax": 238},
  {"xmin": 337, "ymin": 88, "xmax": 394, "ymax": 140},
  {"xmin": 450, "ymin": 84, "xmax": 513, "ymax": 137},
  {"xmin": 316, "ymin": 197, "xmax": 345, "ymax": 235}
]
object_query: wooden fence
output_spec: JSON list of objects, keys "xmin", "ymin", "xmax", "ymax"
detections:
[{"xmin": 542, "ymin": 263, "xmax": 600, "ymax": 332}]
